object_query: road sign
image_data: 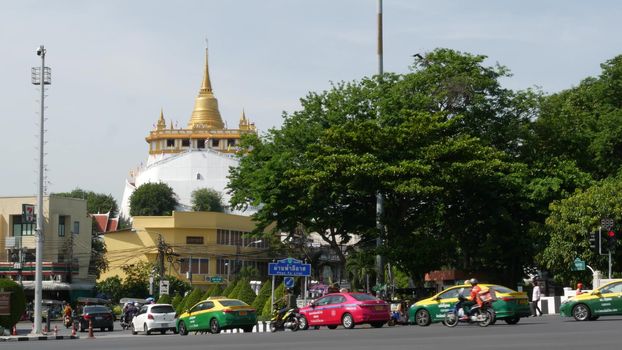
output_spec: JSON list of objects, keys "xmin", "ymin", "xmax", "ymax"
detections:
[
  {"xmin": 601, "ymin": 218, "xmax": 614, "ymax": 230},
  {"xmin": 268, "ymin": 258, "xmax": 311, "ymax": 277},
  {"xmin": 22, "ymin": 204, "xmax": 35, "ymax": 223},
  {"xmin": 205, "ymin": 276, "xmax": 223, "ymax": 283},
  {"xmin": 159, "ymin": 279, "xmax": 170, "ymax": 295},
  {"xmin": 284, "ymin": 277, "xmax": 295, "ymax": 288},
  {"xmin": 572, "ymin": 258, "xmax": 586, "ymax": 271}
]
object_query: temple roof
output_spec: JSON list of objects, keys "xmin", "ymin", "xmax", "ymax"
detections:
[{"xmin": 187, "ymin": 48, "xmax": 225, "ymax": 130}]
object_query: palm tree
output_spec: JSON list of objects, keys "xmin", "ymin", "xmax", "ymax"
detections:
[{"xmin": 346, "ymin": 249, "xmax": 376, "ymax": 292}]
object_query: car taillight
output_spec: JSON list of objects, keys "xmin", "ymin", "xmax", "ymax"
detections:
[
  {"xmin": 83, "ymin": 314, "xmax": 91, "ymax": 320},
  {"xmin": 501, "ymin": 297, "xmax": 514, "ymax": 302},
  {"xmin": 222, "ymin": 309, "xmax": 233, "ymax": 314},
  {"xmin": 248, "ymin": 308, "xmax": 256, "ymax": 313},
  {"xmin": 147, "ymin": 313, "xmax": 154, "ymax": 320}
]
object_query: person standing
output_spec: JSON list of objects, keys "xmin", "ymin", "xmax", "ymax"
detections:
[{"xmin": 531, "ymin": 280, "xmax": 542, "ymax": 316}]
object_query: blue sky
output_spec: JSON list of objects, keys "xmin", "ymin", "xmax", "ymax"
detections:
[{"xmin": 1, "ymin": 0, "xmax": 621, "ymax": 204}]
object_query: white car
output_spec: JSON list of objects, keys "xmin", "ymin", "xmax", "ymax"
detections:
[{"xmin": 131, "ymin": 304, "xmax": 178, "ymax": 335}]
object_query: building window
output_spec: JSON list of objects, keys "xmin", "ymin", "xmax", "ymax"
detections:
[
  {"xmin": 212, "ymin": 139, "xmax": 220, "ymax": 148},
  {"xmin": 11, "ymin": 215, "xmax": 35, "ymax": 236},
  {"xmin": 166, "ymin": 139, "xmax": 175, "ymax": 147},
  {"xmin": 182, "ymin": 139, "xmax": 190, "ymax": 147},
  {"xmin": 73, "ymin": 221, "xmax": 80, "ymax": 235},
  {"xmin": 197, "ymin": 139, "xmax": 206, "ymax": 149},
  {"xmin": 186, "ymin": 236, "xmax": 204, "ymax": 245},
  {"xmin": 216, "ymin": 258, "xmax": 231, "ymax": 275},
  {"xmin": 58, "ymin": 215, "xmax": 67, "ymax": 237},
  {"xmin": 180, "ymin": 258, "xmax": 209, "ymax": 274}
]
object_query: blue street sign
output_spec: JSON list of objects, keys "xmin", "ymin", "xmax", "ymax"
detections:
[
  {"xmin": 284, "ymin": 277, "xmax": 295, "ymax": 288},
  {"xmin": 268, "ymin": 257, "xmax": 311, "ymax": 277}
]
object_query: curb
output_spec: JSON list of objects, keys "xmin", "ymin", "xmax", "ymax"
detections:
[{"xmin": 0, "ymin": 335, "xmax": 80, "ymax": 342}]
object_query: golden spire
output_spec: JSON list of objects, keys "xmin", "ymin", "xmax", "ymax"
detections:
[
  {"xmin": 239, "ymin": 108, "xmax": 250, "ymax": 130},
  {"xmin": 156, "ymin": 108, "xmax": 166, "ymax": 130},
  {"xmin": 187, "ymin": 47, "xmax": 224, "ymax": 130}
]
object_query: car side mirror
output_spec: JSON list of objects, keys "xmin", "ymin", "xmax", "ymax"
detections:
[
  {"xmin": 590, "ymin": 291, "xmax": 600, "ymax": 296},
  {"xmin": 434, "ymin": 296, "xmax": 441, "ymax": 301}
]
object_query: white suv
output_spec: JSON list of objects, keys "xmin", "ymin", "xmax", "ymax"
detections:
[{"xmin": 131, "ymin": 304, "xmax": 178, "ymax": 335}]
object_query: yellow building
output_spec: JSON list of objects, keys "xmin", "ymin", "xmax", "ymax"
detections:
[
  {"xmin": 100, "ymin": 211, "xmax": 270, "ymax": 289},
  {"xmin": 0, "ymin": 196, "xmax": 93, "ymax": 299}
]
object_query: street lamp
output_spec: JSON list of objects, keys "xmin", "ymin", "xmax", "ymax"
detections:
[{"xmin": 31, "ymin": 45, "xmax": 51, "ymax": 335}]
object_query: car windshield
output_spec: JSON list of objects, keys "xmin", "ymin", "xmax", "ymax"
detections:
[
  {"xmin": 350, "ymin": 293, "xmax": 378, "ymax": 301},
  {"xmin": 151, "ymin": 305, "xmax": 175, "ymax": 314},
  {"xmin": 219, "ymin": 300, "xmax": 247, "ymax": 307},
  {"xmin": 84, "ymin": 306, "xmax": 110, "ymax": 314}
]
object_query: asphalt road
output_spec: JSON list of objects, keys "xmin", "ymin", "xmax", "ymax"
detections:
[{"xmin": 5, "ymin": 315, "xmax": 622, "ymax": 350}]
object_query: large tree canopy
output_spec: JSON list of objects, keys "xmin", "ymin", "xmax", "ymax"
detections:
[
  {"xmin": 191, "ymin": 188, "xmax": 225, "ymax": 212},
  {"xmin": 53, "ymin": 188, "xmax": 118, "ymax": 215},
  {"xmin": 129, "ymin": 182, "xmax": 178, "ymax": 216}
]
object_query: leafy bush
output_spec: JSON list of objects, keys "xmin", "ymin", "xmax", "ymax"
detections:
[
  {"xmin": 228, "ymin": 279, "xmax": 246, "ymax": 299},
  {"xmin": 251, "ymin": 281, "xmax": 271, "ymax": 312},
  {"xmin": 157, "ymin": 294, "xmax": 172, "ymax": 304},
  {"xmin": 112, "ymin": 305, "xmax": 123, "ymax": 316},
  {"xmin": 171, "ymin": 294, "xmax": 183, "ymax": 309},
  {"xmin": 236, "ymin": 280, "xmax": 257, "ymax": 305},
  {"xmin": 178, "ymin": 288, "xmax": 203, "ymax": 314},
  {"xmin": 221, "ymin": 281, "xmax": 236, "ymax": 297},
  {"xmin": 262, "ymin": 283, "xmax": 284, "ymax": 317},
  {"xmin": 0, "ymin": 279, "xmax": 26, "ymax": 329},
  {"xmin": 208, "ymin": 285, "xmax": 223, "ymax": 297}
]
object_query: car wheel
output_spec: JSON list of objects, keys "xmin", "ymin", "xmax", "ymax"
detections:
[
  {"xmin": 269, "ymin": 321, "xmax": 277, "ymax": 333},
  {"xmin": 415, "ymin": 309, "xmax": 432, "ymax": 327},
  {"xmin": 131, "ymin": 322, "xmax": 137, "ymax": 335},
  {"xmin": 144, "ymin": 323, "xmax": 152, "ymax": 335},
  {"xmin": 573, "ymin": 304, "xmax": 591, "ymax": 321},
  {"xmin": 242, "ymin": 326, "xmax": 254, "ymax": 333},
  {"xmin": 109, "ymin": 326, "xmax": 114, "ymax": 332},
  {"xmin": 101, "ymin": 327, "xmax": 105, "ymax": 332},
  {"xmin": 504, "ymin": 317, "xmax": 520, "ymax": 325},
  {"xmin": 298, "ymin": 316, "xmax": 309, "ymax": 330},
  {"xmin": 80, "ymin": 323, "xmax": 85, "ymax": 332},
  {"xmin": 388, "ymin": 319, "xmax": 396, "ymax": 327},
  {"xmin": 178, "ymin": 321, "xmax": 188, "ymax": 336},
  {"xmin": 327, "ymin": 325, "xmax": 337, "ymax": 329},
  {"xmin": 160, "ymin": 329, "xmax": 166, "ymax": 334},
  {"xmin": 210, "ymin": 318, "xmax": 221, "ymax": 334},
  {"xmin": 370, "ymin": 322, "xmax": 384, "ymax": 328},
  {"xmin": 342, "ymin": 313, "xmax": 355, "ymax": 329}
]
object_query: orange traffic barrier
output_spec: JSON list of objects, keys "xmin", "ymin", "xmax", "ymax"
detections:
[
  {"xmin": 12, "ymin": 325, "xmax": 17, "ymax": 336},
  {"xmin": 71, "ymin": 323, "xmax": 76, "ymax": 336},
  {"xmin": 88, "ymin": 319, "xmax": 95, "ymax": 339}
]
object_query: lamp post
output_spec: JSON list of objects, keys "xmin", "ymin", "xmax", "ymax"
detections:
[{"xmin": 31, "ymin": 45, "xmax": 51, "ymax": 335}]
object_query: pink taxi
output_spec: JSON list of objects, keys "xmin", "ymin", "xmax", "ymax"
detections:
[{"xmin": 298, "ymin": 292, "xmax": 390, "ymax": 330}]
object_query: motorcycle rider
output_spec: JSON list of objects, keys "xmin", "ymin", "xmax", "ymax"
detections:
[
  {"xmin": 63, "ymin": 301, "xmax": 73, "ymax": 327},
  {"xmin": 276, "ymin": 288, "xmax": 296, "ymax": 322},
  {"xmin": 466, "ymin": 278, "xmax": 493, "ymax": 317}
]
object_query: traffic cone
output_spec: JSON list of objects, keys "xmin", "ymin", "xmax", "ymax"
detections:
[
  {"xmin": 88, "ymin": 319, "xmax": 95, "ymax": 339},
  {"xmin": 71, "ymin": 323, "xmax": 76, "ymax": 336},
  {"xmin": 54, "ymin": 325, "xmax": 58, "ymax": 336},
  {"xmin": 12, "ymin": 325, "xmax": 17, "ymax": 336},
  {"xmin": 43, "ymin": 324, "xmax": 48, "ymax": 334}
]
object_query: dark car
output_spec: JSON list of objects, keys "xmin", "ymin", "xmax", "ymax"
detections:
[{"xmin": 77, "ymin": 305, "xmax": 115, "ymax": 332}]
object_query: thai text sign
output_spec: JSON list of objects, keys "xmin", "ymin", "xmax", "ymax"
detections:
[{"xmin": 269, "ymin": 258, "xmax": 311, "ymax": 277}]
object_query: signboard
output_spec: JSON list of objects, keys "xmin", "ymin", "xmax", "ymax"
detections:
[
  {"xmin": 284, "ymin": 277, "xmax": 295, "ymax": 288},
  {"xmin": 159, "ymin": 280, "xmax": 170, "ymax": 295},
  {"xmin": 22, "ymin": 204, "xmax": 35, "ymax": 223},
  {"xmin": 268, "ymin": 258, "xmax": 311, "ymax": 277},
  {"xmin": 0, "ymin": 292, "xmax": 11, "ymax": 316},
  {"xmin": 572, "ymin": 258, "xmax": 586, "ymax": 271},
  {"xmin": 210, "ymin": 276, "xmax": 223, "ymax": 283}
]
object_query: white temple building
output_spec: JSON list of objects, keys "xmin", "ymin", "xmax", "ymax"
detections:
[{"xmin": 120, "ymin": 49, "xmax": 257, "ymax": 219}]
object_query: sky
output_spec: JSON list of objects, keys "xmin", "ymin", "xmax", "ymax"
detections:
[{"xmin": 1, "ymin": 0, "xmax": 621, "ymax": 205}]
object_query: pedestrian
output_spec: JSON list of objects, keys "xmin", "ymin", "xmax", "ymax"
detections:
[
  {"xmin": 575, "ymin": 282, "xmax": 584, "ymax": 296},
  {"xmin": 531, "ymin": 279, "xmax": 543, "ymax": 317}
]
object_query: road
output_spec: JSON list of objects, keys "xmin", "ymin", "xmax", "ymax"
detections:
[{"xmin": 5, "ymin": 316, "xmax": 622, "ymax": 350}]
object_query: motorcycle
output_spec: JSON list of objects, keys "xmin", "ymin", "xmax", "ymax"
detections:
[
  {"xmin": 64, "ymin": 314, "xmax": 73, "ymax": 329},
  {"xmin": 120, "ymin": 312, "xmax": 135, "ymax": 330},
  {"xmin": 444, "ymin": 295, "xmax": 495, "ymax": 328},
  {"xmin": 269, "ymin": 305, "xmax": 301, "ymax": 332}
]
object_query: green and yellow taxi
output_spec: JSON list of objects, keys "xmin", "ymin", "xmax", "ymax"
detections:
[
  {"xmin": 560, "ymin": 280, "xmax": 622, "ymax": 321},
  {"xmin": 409, "ymin": 284, "xmax": 530, "ymax": 326},
  {"xmin": 177, "ymin": 297, "xmax": 257, "ymax": 335}
]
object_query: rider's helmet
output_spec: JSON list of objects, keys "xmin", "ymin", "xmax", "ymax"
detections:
[
  {"xmin": 134, "ymin": 302, "xmax": 140, "ymax": 307},
  {"xmin": 469, "ymin": 278, "xmax": 478, "ymax": 286}
]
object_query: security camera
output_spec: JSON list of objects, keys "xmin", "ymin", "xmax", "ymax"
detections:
[{"xmin": 36, "ymin": 46, "xmax": 44, "ymax": 56}]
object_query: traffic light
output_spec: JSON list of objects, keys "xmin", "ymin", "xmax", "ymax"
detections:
[
  {"xmin": 607, "ymin": 230, "xmax": 617, "ymax": 251},
  {"xmin": 589, "ymin": 232, "xmax": 598, "ymax": 253}
]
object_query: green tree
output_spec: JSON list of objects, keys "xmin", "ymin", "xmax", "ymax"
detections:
[
  {"xmin": 171, "ymin": 294, "xmax": 183, "ymax": 309},
  {"xmin": 178, "ymin": 288, "xmax": 204, "ymax": 313},
  {"xmin": 262, "ymin": 283, "xmax": 284, "ymax": 317},
  {"xmin": 0, "ymin": 279, "xmax": 26, "ymax": 329},
  {"xmin": 221, "ymin": 281, "xmax": 237, "ymax": 297},
  {"xmin": 251, "ymin": 281, "xmax": 271, "ymax": 312},
  {"xmin": 191, "ymin": 188, "xmax": 225, "ymax": 212},
  {"xmin": 95, "ymin": 276, "xmax": 124, "ymax": 302},
  {"xmin": 539, "ymin": 175, "xmax": 622, "ymax": 283},
  {"xmin": 166, "ymin": 276, "xmax": 192, "ymax": 298},
  {"xmin": 208, "ymin": 284, "xmax": 223, "ymax": 297},
  {"xmin": 228, "ymin": 279, "xmax": 246, "ymax": 299},
  {"xmin": 53, "ymin": 188, "xmax": 118, "ymax": 216},
  {"xmin": 157, "ymin": 294, "xmax": 172, "ymax": 304},
  {"xmin": 345, "ymin": 250, "xmax": 375, "ymax": 291},
  {"xmin": 129, "ymin": 182, "xmax": 178, "ymax": 216},
  {"xmin": 120, "ymin": 262, "xmax": 152, "ymax": 298},
  {"xmin": 236, "ymin": 280, "xmax": 257, "ymax": 305}
]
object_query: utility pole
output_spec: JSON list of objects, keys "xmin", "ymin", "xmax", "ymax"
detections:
[
  {"xmin": 375, "ymin": 0, "xmax": 385, "ymax": 289},
  {"xmin": 31, "ymin": 45, "xmax": 51, "ymax": 335},
  {"xmin": 157, "ymin": 234, "xmax": 166, "ymax": 280}
]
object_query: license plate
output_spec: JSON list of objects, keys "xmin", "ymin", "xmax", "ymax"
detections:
[
  {"xmin": 518, "ymin": 300, "xmax": 528, "ymax": 305},
  {"xmin": 375, "ymin": 306, "xmax": 383, "ymax": 311},
  {"xmin": 239, "ymin": 311, "xmax": 247, "ymax": 316},
  {"xmin": 95, "ymin": 317, "xmax": 102, "ymax": 320}
]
